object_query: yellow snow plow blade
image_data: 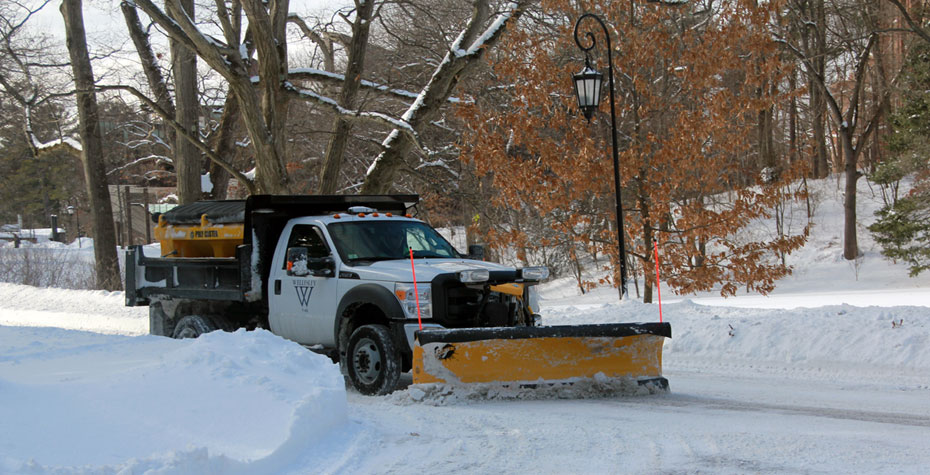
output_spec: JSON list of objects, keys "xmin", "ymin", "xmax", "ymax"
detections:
[{"xmin": 412, "ymin": 323, "xmax": 671, "ymax": 389}]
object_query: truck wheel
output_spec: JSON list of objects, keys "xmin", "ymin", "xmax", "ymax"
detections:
[
  {"xmin": 172, "ymin": 315, "xmax": 217, "ymax": 339},
  {"xmin": 345, "ymin": 324, "xmax": 401, "ymax": 396}
]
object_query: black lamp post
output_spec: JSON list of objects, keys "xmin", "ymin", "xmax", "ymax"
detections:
[
  {"xmin": 572, "ymin": 13, "xmax": 628, "ymax": 299},
  {"xmin": 66, "ymin": 204, "xmax": 82, "ymax": 248}
]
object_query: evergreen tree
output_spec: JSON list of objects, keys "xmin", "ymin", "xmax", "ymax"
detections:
[{"xmin": 869, "ymin": 41, "xmax": 930, "ymax": 276}]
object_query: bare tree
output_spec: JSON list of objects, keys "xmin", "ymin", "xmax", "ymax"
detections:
[
  {"xmin": 362, "ymin": 0, "xmax": 530, "ymax": 193},
  {"xmin": 61, "ymin": 0, "xmax": 122, "ymax": 290},
  {"xmin": 317, "ymin": 0, "xmax": 377, "ymax": 194},
  {"xmin": 779, "ymin": 0, "xmax": 897, "ymax": 260}
]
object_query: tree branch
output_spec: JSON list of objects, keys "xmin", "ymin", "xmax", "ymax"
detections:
[
  {"xmin": 97, "ymin": 84, "xmax": 257, "ymax": 195},
  {"xmin": 885, "ymin": 0, "xmax": 930, "ymax": 44},
  {"xmin": 287, "ymin": 13, "xmax": 335, "ymax": 72}
]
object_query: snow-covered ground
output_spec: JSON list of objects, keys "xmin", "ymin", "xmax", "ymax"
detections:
[{"xmin": 2, "ymin": 177, "xmax": 930, "ymax": 473}]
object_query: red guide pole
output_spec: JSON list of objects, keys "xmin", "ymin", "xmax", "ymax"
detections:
[
  {"xmin": 409, "ymin": 248, "xmax": 423, "ymax": 330},
  {"xmin": 654, "ymin": 240, "xmax": 663, "ymax": 323}
]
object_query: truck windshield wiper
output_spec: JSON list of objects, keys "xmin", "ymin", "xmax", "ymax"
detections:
[
  {"xmin": 348, "ymin": 256, "xmax": 403, "ymax": 265},
  {"xmin": 411, "ymin": 250, "xmax": 449, "ymax": 259}
]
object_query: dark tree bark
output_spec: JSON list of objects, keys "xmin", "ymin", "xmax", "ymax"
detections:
[
  {"xmin": 61, "ymin": 0, "xmax": 122, "ymax": 290},
  {"xmin": 810, "ymin": 0, "xmax": 829, "ymax": 178},
  {"xmin": 171, "ymin": 0, "xmax": 201, "ymax": 203},
  {"xmin": 208, "ymin": 89, "xmax": 241, "ymax": 199},
  {"xmin": 318, "ymin": 0, "xmax": 375, "ymax": 194}
]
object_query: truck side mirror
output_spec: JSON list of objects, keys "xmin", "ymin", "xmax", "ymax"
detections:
[
  {"xmin": 286, "ymin": 247, "xmax": 309, "ymax": 276},
  {"xmin": 306, "ymin": 256, "xmax": 336, "ymax": 277},
  {"xmin": 467, "ymin": 244, "xmax": 486, "ymax": 261}
]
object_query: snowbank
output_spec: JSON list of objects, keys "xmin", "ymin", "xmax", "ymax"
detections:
[
  {"xmin": 542, "ymin": 297, "xmax": 930, "ymax": 387},
  {"xmin": 0, "ymin": 327, "xmax": 347, "ymax": 474},
  {"xmin": 0, "ymin": 283, "xmax": 148, "ymax": 334}
]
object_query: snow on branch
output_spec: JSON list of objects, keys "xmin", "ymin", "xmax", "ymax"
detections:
[
  {"xmin": 463, "ymin": 3, "xmax": 518, "ymax": 57},
  {"xmin": 34, "ymin": 137, "xmax": 83, "ymax": 154},
  {"xmin": 288, "ymin": 68, "xmax": 429, "ymax": 101},
  {"xmin": 130, "ymin": 0, "xmax": 239, "ymax": 77},
  {"xmin": 416, "ymin": 159, "xmax": 460, "ymax": 179},
  {"xmin": 107, "ymin": 155, "xmax": 171, "ymax": 176},
  {"xmin": 361, "ymin": 0, "xmax": 529, "ymax": 192},
  {"xmin": 282, "ymin": 81, "xmax": 418, "ymax": 136}
]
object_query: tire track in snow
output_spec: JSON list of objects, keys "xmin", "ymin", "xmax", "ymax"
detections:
[{"xmin": 636, "ymin": 393, "xmax": 930, "ymax": 428}]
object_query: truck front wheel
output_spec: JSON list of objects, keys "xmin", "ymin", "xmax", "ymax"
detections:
[
  {"xmin": 345, "ymin": 324, "xmax": 401, "ymax": 396},
  {"xmin": 172, "ymin": 315, "xmax": 218, "ymax": 339}
]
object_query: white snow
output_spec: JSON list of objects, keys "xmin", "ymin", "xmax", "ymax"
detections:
[
  {"xmin": 201, "ymin": 173, "xmax": 214, "ymax": 193},
  {"xmin": 1, "ymin": 177, "xmax": 930, "ymax": 473},
  {"xmin": 0, "ymin": 327, "xmax": 346, "ymax": 473},
  {"xmin": 34, "ymin": 136, "xmax": 82, "ymax": 152}
]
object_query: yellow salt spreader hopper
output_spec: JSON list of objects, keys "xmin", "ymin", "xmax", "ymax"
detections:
[{"xmin": 412, "ymin": 322, "xmax": 671, "ymax": 391}]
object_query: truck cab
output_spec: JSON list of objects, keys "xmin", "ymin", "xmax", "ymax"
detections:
[{"xmin": 268, "ymin": 208, "xmax": 547, "ymax": 394}]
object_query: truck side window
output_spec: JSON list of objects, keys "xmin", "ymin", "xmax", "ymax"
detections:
[{"xmin": 284, "ymin": 225, "xmax": 330, "ymax": 268}]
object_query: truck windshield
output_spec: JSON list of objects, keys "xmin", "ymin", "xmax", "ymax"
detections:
[{"xmin": 327, "ymin": 220, "xmax": 461, "ymax": 264}]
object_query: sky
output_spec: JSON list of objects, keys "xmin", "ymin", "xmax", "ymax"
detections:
[{"xmin": 28, "ymin": 0, "xmax": 353, "ymax": 44}]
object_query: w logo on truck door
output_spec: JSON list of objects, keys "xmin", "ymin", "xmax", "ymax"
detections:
[{"xmin": 292, "ymin": 280, "xmax": 315, "ymax": 310}]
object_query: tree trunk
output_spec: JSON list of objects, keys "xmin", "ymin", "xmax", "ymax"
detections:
[
  {"xmin": 789, "ymin": 68, "xmax": 798, "ymax": 164},
  {"xmin": 243, "ymin": 0, "xmax": 290, "ymax": 194},
  {"xmin": 758, "ymin": 104, "xmax": 776, "ymax": 171},
  {"xmin": 61, "ymin": 0, "xmax": 122, "ymax": 290},
  {"xmin": 811, "ymin": 0, "xmax": 829, "ymax": 178},
  {"xmin": 208, "ymin": 89, "xmax": 241, "ymax": 199},
  {"xmin": 842, "ymin": 132, "xmax": 859, "ymax": 259},
  {"xmin": 639, "ymin": 186, "xmax": 654, "ymax": 304},
  {"xmin": 229, "ymin": 78, "xmax": 288, "ymax": 194},
  {"xmin": 318, "ymin": 0, "xmax": 374, "ymax": 194},
  {"xmin": 171, "ymin": 0, "xmax": 201, "ymax": 204}
]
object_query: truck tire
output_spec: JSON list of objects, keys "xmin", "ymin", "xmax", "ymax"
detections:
[
  {"xmin": 345, "ymin": 324, "xmax": 401, "ymax": 396},
  {"xmin": 172, "ymin": 315, "xmax": 218, "ymax": 339}
]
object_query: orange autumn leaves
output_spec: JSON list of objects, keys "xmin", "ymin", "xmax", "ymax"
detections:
[{"xmin": 459, "ymin": 0, "xmax": 808, "ymax": 300}]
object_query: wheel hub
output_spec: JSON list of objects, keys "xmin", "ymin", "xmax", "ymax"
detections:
[{"xmin": 353, "ymin": 337, "xmax": 382, "ymax": 385}]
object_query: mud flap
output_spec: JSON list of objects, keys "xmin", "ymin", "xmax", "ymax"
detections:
[{"xmin": 412, "ymin": 323, "xmax": 671, "ymax": 387}]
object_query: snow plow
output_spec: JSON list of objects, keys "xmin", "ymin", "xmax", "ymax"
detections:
[{"xmin": 412, "ymin": 323, "xmax": 671, "ymax": 390}]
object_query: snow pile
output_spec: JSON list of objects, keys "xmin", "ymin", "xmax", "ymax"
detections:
[
  {"xmin": 0, "ymin": 327, "xmax": 347, "ymax": 474},
  {"xmin": 541, "ymin": 298, "xmax": 930, "ymax": 385}
]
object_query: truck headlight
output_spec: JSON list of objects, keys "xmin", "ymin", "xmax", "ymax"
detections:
[
  {"xmin": 520, "ymin": 266, "xmax": 549, "ymax": 282},
  {"xmin": 394, "ymin": 283, "xmax": 432, "ymax": 320},
  {"xmin": 459, "ymin": 269, "xmax": 490, "ymax": 283}
]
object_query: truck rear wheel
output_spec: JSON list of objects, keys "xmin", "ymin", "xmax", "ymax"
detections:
[
  {"xmin": 345, "ymin": 324, "xmax": 401, "ymax": 396},
  {"xmin": 172, "ymin": 315, "xmax": 218, "ymax": 339}
]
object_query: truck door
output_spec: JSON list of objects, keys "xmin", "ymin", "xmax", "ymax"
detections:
[{"xmin": 268, "ymin": 223, "xmax": 339, "ymax": 346}]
